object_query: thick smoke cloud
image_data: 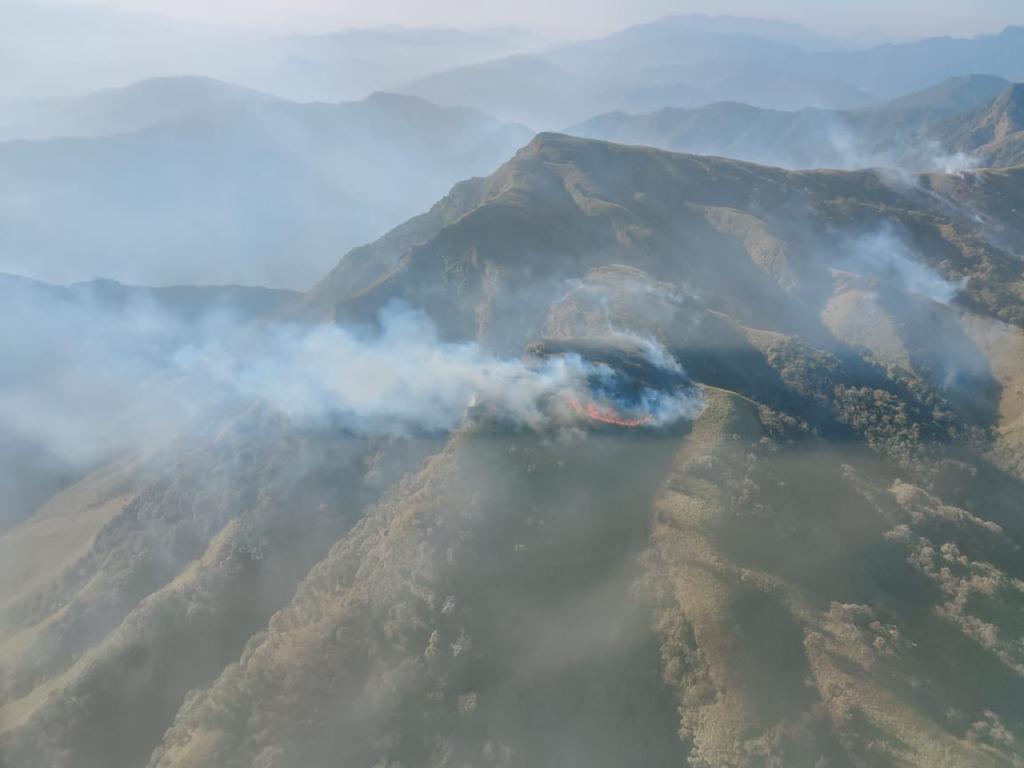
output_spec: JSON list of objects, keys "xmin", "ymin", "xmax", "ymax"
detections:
[
  {"xmin": 193, "ymin": 302, "xmax": 704, "ymax": 433},
  {"xmin": 2, "ymin": 290, "xmax": 217, "ymax": 467},
  {"xmin": 0, "ymin": 278, "xmax": 259, "ymax": 528},
  {"xmin": 1, "ymin": 290, "xmax": 702, "ymax": 527}
]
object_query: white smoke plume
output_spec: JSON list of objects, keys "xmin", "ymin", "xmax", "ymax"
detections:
[
  {"xmin": 839, "ymin": 225, "xmax": 967, "ymax": 304},
  {"xmin": 192, "ymin": 302, "xmax": 703, "ymax": 433},
  {"xmin": 2, "ymin": 290, "xmax": 703, "ymax": 481}
]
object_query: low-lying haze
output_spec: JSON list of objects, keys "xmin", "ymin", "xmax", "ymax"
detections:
[{"xmin": 28, "ymin": 0, "xmax": 1024, "ymax": 40}]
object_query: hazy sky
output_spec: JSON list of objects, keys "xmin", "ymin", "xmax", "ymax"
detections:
[{"xmin": 44, "ymin": 0, "xmax": 1024, "ymax": 39}]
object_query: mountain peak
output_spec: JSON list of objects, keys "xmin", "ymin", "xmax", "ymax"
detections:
[
  {"xmin": 514, "ymin": 130, "xmax": 589, "ymax": 159},
  {"xmin": 524, "ymin": 130, "xmax": 578, "ymax": 149}
]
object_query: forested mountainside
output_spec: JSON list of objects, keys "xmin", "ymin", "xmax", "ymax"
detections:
[{"xmin": 3, "ymin": 134, "xmax": 1024, "ymax": 767}]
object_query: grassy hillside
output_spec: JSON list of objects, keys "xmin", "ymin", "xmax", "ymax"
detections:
[{"xmin": 3, "ymin": 135, "xmax": 1023, "ymax": 767}]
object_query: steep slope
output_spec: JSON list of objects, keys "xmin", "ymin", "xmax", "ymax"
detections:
[
  {"xmin": 149, "ymin": 420, "xmax": 692, "ymax": 768},
  {"xmin": 2, "ymin": 135, "xmax": 1024, "ymax": 768},
  {"xmin": 152, "ymin": 259, "xmax": 1024, "ymax": 768},
  {"xmin": 0, "ymin": 91, "xmax": 532, "ymax": 288},
  {"xmin": 0, "ymin": 411, "xmax": 443, "ymax": 768},
  {"xmin": 298, "ymin": 134, "xmax": 1024, "ymax": 337},
  {"xmin": 937, "ymin": 83, "xmax": 1024, "ymax": 167}
]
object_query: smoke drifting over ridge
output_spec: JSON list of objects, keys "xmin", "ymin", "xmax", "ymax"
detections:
[
  {"xmin": 838, "ymin": 225, "xmax": 967, "ymax": 304},
  {"xmin": 191, "ymin": 302, "xmax": 705, "ymax": 433},
  {"xmin": 0, "ymin": 288, "xmax": 703, "ymax": 529},
  {"xmin": 3, "ymin": 112, "xmax": 1024, "ymax": 768}
]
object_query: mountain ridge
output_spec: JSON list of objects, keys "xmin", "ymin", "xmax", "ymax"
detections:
[
  {"xmin": 402, "ymin": 23, "xmax": 1024, "ymax": 128},
  {"xmin": 569, "ymin": 80, "xmax": 1024, "ymax": 171},
  {"xmin": 0, "ymin": 76, "xmax": 280, "ymax": 142},
  {"xmin": 2, "ymin": 132, "xmax": 1024, "ymax": 768},
  {"xmin": 0, "ymin": 88, "xmax": 533, "ymax": 287}
]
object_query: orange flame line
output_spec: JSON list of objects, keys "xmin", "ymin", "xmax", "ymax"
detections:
[{"xmin": 563, "ymin": 393, "xmax": 652, "ymax": 427}]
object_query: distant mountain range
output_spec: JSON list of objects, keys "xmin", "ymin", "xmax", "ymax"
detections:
[
  {"xmin": 802, "ymin": 25, "xmax": 1024, "ymax": 99},
  {"xmin": 0, "ymin": 2, "xmax": 542, "ymax": 102},
  {"xmin": 402, "ymin": 16, "xmax": 876, "ymax": 128},
  {"xmin": 401, "ymin": 19, "xmax": 1024, "ymax": 128},
  {"xmin": 569, "ymin": 76, "xmax": 1024, "ymax": 171},
  {"xmin": 0, "ymin": 80, "xmax": 532, "ymax": 287},
  {"xmin": 3, "ymin": 18, "xmax": 1023, "ymax": 296},
  {"xmin": 221, "ymin": 25, "xmax": 547, "ymax": 104},
  {"xmin": 5, "ymin": 6, "xmax": 1024, "ymax": 125},
  {"xmin": 0, "ymin": 76, "xmax": 278, "ymax": 141},
  {"xmin": 3, "ymin": 133, "xmax": 1023, "ymax": 768},
  {"xmin": 881, "ymin": 73, "xmax": 1012, "ymax": 112}
]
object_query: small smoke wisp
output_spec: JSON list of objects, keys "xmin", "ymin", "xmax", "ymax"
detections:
[
  {"xmin": 919, "ymin": 140, "xmax": 979, "ymax": 175},
  {"xmin": 839, "ymin": 226, "xmax": 966, "ymax": 304}
]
